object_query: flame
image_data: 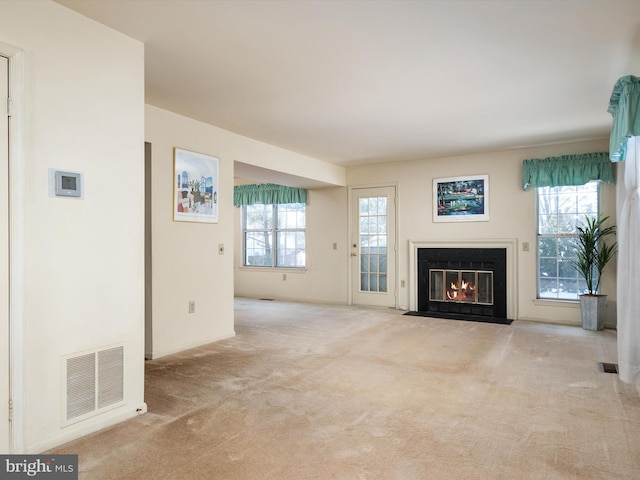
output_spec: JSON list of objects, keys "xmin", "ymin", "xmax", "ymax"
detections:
[{"xmin": 446, "ymin": 278, "xmax": 476, "ymax": 301}]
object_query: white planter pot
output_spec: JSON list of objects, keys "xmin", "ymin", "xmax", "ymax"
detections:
[{"xmin": 579, "ymin": 294, "xmax": 607, "ymax": 331}]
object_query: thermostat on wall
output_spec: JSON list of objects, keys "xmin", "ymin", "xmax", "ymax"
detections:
[{"xmin": 49, "ymin": 169, "xmax": 83, "ymax": 198}]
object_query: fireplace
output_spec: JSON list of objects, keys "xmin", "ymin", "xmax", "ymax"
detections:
[{"xmin": 416, "ymin": 247, "xmax": 509, "ymax": 323}]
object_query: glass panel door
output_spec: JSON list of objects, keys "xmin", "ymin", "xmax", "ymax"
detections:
[
  {"xmin": 351, "ymin": 186, "xmax": 396, "ymax": 307},
  {"xmin": 359, "ymin": 195, "xmax": 388, "ymax": 293}
]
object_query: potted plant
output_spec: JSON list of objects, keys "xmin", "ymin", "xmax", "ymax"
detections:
[{"xmin": 572, "ymin": 215, "xmax": 617, "ymax": 331}]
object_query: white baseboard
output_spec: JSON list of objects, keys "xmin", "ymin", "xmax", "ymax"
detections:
[
  {"xmin": 28, "ymin": 403, "xmax": 147, "ymax": 454},
  {"xmin": 147, "ymin": 331, "xmax": 236, "ymax": 360}
]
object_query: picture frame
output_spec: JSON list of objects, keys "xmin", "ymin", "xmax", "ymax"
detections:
[
  {"xmin": 173, "ymin": 147, "xmax": 219, "ymax": 223},
  {"xmin": 433, "ymin": 174, "xmax": 489, "ymax": 222}
]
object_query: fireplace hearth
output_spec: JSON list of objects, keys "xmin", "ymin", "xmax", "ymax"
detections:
[{"xmin": 414, "ymin": 247, "xmax": 511, "ymax": 324}]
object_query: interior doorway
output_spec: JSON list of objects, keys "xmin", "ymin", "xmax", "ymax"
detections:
[{"xmin": 350, "ymin": 186, "xmax": 397, "ymax": 307}]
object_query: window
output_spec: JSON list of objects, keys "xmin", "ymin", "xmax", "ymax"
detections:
[
  {"xmin": 359, "ymin": 195, "xmax": 389, "ymax": 293},
  {"xmin": 243, "ymin": 203, "xmax": 305, "ymax": 268},
  {"xmin": 537, "ymin": 182, "xmax": 599, "ymax": 300}
]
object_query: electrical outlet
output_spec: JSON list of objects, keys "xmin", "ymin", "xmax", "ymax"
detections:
[
  {"xmin": 400, "ymin": 280, "xmax": 406, "ymax": 288},
  {"xmin": 333, "ymin": 242, "xmax": 337, "ymax": 250},
  {"xmin": 188, "ymin": 301, "xmax": 195, "ymax": 313},
  {"xmin": 283, "ymin": 273, "xmax": 287, "ymax": 281}
]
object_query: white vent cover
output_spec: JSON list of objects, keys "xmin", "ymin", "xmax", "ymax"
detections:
[
  {"xmin": 64, "ymin": 345, "xmax": 124, "ymax": 425},
  {"xmin": 66, "ymin": 353, "xmax": 96, "ymax": 420}
]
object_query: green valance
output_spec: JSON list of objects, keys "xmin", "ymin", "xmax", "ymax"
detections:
[
  {"xmin": 608, "ymin": 75, "xmax": 640, "ymax": 162},
  {"xmin": 234, "ymin": 183, "xmax": 308, "ymax": 206},
  {"xmin": 522, "ymin": 152, "xmax": 613, "ymax": 190}
]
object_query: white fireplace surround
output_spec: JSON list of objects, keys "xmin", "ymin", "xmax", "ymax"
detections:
[{"xmin": 409, "ymin": 238, "xmax": 518, "ymax": 320}]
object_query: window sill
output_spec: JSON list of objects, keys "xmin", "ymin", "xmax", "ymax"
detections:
[
  {"xmin": 532, "ymin": 298, "xmax": 580, "ymax": 309},
  {"xmin": 238, "ymin": 266, "xmax": 307, "ymax": 273}
]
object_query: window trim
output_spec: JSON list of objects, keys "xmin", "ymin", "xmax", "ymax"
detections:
[
  {"xmin": 242, "ymin": 203, "xmax": 306, "ymax": 269},
  {"xmin": 535, "ymin": 182, "xmax": 600, "ymax": 302}
]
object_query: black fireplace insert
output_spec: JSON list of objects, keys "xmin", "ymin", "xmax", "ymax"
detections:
[{"xmin": 415, "ymin": 247, "xmax": 510, "ymax": 323}]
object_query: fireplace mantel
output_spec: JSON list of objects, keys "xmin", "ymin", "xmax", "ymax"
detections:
[{"xmin": 408, "ymin": 239, "xmax": 518, "ymax": 320}]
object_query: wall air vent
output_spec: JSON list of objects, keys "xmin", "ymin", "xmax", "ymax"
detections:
[
  {"xmin": 66, "ymin": 353, "xmax": 96, "ymax": 421},
  {"xmin": 63, "ymin": 345, "xmax": 124, "ymax": 425}
]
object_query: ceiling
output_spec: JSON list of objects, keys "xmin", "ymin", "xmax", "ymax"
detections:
[{"xmin": 57, "ymin": 0, "xmax": 640, "ymax": 171}]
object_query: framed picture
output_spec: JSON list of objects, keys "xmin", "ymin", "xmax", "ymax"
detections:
[
  {"xmin": 173, "ymin": 147, "xmax": 219, "ymax": 223},
  {"xmin": 433, "ymin": 174, "xmax": 489, "ymax": 222}
]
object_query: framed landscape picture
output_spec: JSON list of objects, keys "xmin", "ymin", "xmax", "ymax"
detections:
[
  {"xmin": 173, "ymin": 147, "xmax": 219, "ymax": 223},
  {"xmin": 433, "ymin": 174, "xmax": 489, "ymax": 222}
]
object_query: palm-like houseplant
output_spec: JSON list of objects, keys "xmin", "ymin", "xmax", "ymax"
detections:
[{"xmin": 572, "ymin": 215, "xmax": 617, "ymax": 330}]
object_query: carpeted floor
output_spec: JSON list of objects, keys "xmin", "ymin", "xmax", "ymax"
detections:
[{"xmin": 54, "ymin": 298, "xmax": 640, "ymax": 479}]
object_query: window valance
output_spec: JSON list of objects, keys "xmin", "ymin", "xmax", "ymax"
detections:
[
  {"xmin": 234, "ymin": 183, "xmax": 308, "ymax": 206},
  {"xmin": 608, "ymin": 75, "xmax": 640, "ymax": 162},
  {"xmin": 522, "ymin": 152, "xmax": 613, "ymax": 190}
]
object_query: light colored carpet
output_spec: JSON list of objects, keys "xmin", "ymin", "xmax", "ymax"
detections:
[{"xmin": 55, "ymin": 298, "xmax": 640, "ymax": 479}]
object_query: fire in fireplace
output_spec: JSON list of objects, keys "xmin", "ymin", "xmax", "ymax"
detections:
[
  {"xmin": 429, "ymin": 269, "xmax": 493, "ymax": 304},
  {"xmin": 417, "ymin": 248, "xmax": 509, "ymax": 323}
]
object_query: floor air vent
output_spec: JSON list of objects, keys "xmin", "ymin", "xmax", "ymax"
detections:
[
  {"xmin": 65, "ymin": 346, "xmax": 124, "ymax": 425},
  {"xmin": 599, "ymin": 362, "xmax": 619, "ymax": 374}
]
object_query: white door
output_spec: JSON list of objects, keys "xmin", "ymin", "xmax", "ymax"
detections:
[
  {"xmin": 351, "ymin": 186, "xmax": 396, "ymax": 307},
  {"xmin": 0, "ymin": 55, "xmax": 9, "ymax": 453}
]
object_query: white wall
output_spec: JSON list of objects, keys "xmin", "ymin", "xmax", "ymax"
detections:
[
  {"xmin": 236, "ymin": 149, "xmax": 346, "ymax": 187},
  {"xmin": 145, "ymin": 106, "xmax": 235, "ymax": 358},
  {"xmin": 234, "ymin": 186, "xmax": 349, "ymax": 304},
  {"xmin": 347, "ymin": 139, "xmax": 618, "ymax": 327},
  {"xmin": 0, "ymin": 1, "xmax": 145, "ymax": 452},
  {"xmin": 234, "ymin": 140, "xmax": 618, "ymax": 327},
  {"xmin": 146, "ymin": 105, "xmax": 347, "ymax": 357}
]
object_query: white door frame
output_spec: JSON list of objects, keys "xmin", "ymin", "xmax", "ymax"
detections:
[
  {"xmin": 0, "ymin": 54, "xmax": 9, "ymax": 455},
  {"xmin": 347, "ymin": 183, "xmax": 399, "ymax": 308},
  {"xmin": 1, "ymin": 42, "xmax": 26, "ymax": 454}
]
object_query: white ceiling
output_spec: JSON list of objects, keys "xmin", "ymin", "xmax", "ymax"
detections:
[{"xmin": 57, "ymin": 0, "xmax": 640, "ymax": 170}]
